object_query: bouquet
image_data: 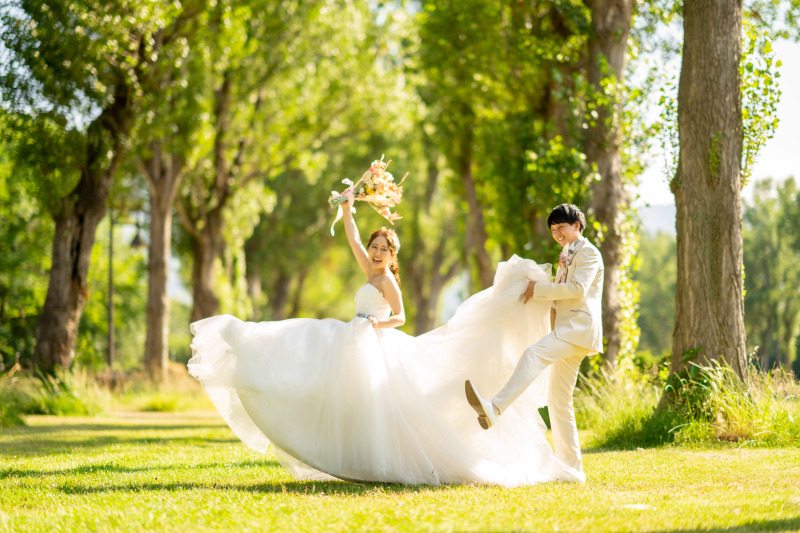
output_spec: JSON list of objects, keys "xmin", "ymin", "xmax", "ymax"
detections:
[{"xmin": 329, "ymin": 156, "xmax": 408, "ymax": 235}]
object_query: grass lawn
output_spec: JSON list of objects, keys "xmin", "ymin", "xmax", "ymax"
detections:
[{"xmin": 1, "ymin": 412, "xmax": 799, "ymax": 532}]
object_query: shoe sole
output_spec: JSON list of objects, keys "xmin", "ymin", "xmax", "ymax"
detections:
[{"xmin": 465, "ymin": 380, "xmax": 492, "ymax": 430}]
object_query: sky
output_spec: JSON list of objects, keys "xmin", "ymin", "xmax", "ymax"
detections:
[{"xmin": 637, "ymin": 39, "xmax": 799, "ymax": 207}]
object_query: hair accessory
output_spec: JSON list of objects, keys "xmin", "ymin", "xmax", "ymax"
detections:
[{"xmin": 390, "ymin": 232, "xmax": 401, "ymax": 253}]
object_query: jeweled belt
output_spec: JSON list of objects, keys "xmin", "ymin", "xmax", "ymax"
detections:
[{"xmin": 356, "ymin": 313, "xmax": 374, "ymax": 319}]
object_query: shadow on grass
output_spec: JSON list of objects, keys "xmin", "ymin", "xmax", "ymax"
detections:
[
  {"xmin": 645, "ymin": 517, "xmax": 800, "ymax": 533},
  {"xmin": 0, "ymin": 420, "xmax": 238, "ymax": 456},
  {"xmin": 1, "ymin": 459, "xmax": 279, "ymax": 479},
  {"xmin": 56, "ymin": 478, "xmax": 454, "ymax": 496},
  {"xmin": 2, "ymin": 422, "xmax": 228, "ymax": 435},
  {"xmin": 0, "ymin": 435, "xmax": 241, "ymax": 456}
]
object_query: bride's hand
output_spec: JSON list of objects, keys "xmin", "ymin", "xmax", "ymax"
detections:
[
  {"xmin": 521, "ymin": 280, "xmax": 536, "ymax": 304},
  {"xmin": 344, "ymin": 188, "xmax": 355, "ymax": 205},
  {"xmin": 369, "ymin": 316, "xmax": 379, "ymax": 328}
]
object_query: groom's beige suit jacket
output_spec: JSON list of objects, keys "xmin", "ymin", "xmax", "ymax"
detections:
[{"xmin": 532, "ymin": 238, "xmax": 604, "ymax": 354}]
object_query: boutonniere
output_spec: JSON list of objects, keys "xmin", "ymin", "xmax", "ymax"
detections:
[{"xmin": 558, "ymin": 252, "xmax": 568, "ymax": 269}]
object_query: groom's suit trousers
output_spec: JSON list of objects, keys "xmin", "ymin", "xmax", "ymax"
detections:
[{"xmin": 492, "ymin": 332, "xmax": 589, "ymax": 472}]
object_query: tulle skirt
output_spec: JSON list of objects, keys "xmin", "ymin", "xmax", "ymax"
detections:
[{"xmin": 188, "ymin": 255, "xmax": 584, "ymax": 485}]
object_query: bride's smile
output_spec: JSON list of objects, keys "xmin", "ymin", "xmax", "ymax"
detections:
[{"xmin": 368, "ymin": 236, "xmax": 391, "ymax": 269}]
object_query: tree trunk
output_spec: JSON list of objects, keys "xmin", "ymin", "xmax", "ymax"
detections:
[
  {"xmin": 458, "ymin": 115, "xmax": 494, "ymax": 289},
  {"xmin": 189, "ymin": 207, "xmax": 225, "ymax": 322},
  {"xmin": 405, "ymin": 148, "xmax": 460, "ymax": 335},
  {"xmin": 143, "ymin": 141, "xmax": 185, "ymax": 380},
  {"xmin": 33, "ymin": 83, "xmax": 133, "ymax": 373},
  {"xmin": 180, "ymin": 69, "xmax": 238, "ymax": 323},
  {"xmin": 107, "ymin": 211, "xmax": 115, "ymax": 369},
  {"xmin": 245, "ymin": 261, "xmax": 262, "ymax": 322},
  {"xmin": 761, "ymin": 318, "xmax": 773, "ymax": 369},
  {"xmin": 408, "ymin": 224, "xmax": 459, "ymax": 335},
  {"xmin": 288, "ymin": 268, "xmax": 308, "ymax": 319},
  {"xmin": 585, "ymin": 0, "xmax": 634, "ymax": 368},
  {"xmin": 269, "ymin": 270, "xmax": 292, "ymax": 321},
  {"xmin": 664, "ymin": 0, "xmax": 747, "ymax": 399}
]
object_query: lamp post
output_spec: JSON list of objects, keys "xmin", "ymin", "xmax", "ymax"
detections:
[{"xmin": 108, "ymin": 210, "xmax": 115, "ymax": 369}]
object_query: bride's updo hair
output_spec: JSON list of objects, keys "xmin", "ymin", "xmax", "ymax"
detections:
[{"xmin": 367, "ymin": 227, "xmax": 401, "ymax": 286}]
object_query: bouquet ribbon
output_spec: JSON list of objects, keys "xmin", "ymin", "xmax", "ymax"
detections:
[{"xmin": 330, "ymin": 178, "xmax": 355, "ymax": 236}]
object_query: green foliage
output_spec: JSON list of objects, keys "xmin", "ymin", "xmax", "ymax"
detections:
[
  {"xmin": 0, "ymin": 0, "xmax": 185, "ymax": 110},
  {"xmin": 609, "ymin": 208, "xmax": 642, "ymax": 363},
  {"xmin": 657, "ymin": 17, "xmax": 782, "ymax": 189},
  {"xmin": 0, "ymin": 122, "xmax": 54, "ymax": 369},
  {"xmin": 416, "ymin": 0, "xmax": 593, "ymax": 266},
  {"xmin": 1, "ymin": 113, "xmax": 84, "ymax": 215},
  {"xmin": 740, "ymin": 22, "xmax": 781, "ymax": 186},
  {"xmin": 172, "ymin": 0, "xmax": 401, "ymax": 320},
  {"xmin": 743, "ymin": 178, "xmax": 800, "ymax": 370},
  {"xmin": 633, "ymin": 230, "xmax": 676, "ymax": 357},
  {"xmin": 657, "ymin": 79, "xmax": 680, "ymax": 183}
]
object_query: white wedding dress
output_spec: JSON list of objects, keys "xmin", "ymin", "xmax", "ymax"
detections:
[{"xmin": 188, "ymin": 255, "xmax": 584, "ymax": 485}]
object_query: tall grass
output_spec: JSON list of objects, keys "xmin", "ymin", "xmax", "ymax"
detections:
[
  {"xmin": 575, "ymin": 360, "xmax": 674, "ymax": 448},
  {"xmin": 576, "ymin": 359, "xmax": 800, "ymax": 449},
  {"xmin": 0, "ymin": 368, "xmax": 107, "ymax": 426},
  {"xmin": 670, "ymin": 363, "xmax": 800, "ymax": 446},
  {"xmin": 105, "ymin": 362, "xmax": 212, "ymax": 413},
  {"xmin": 0, "ymin": 363, "xmax": 211, "ymax": 425},
  {"xmin": 0, "ymin": 368, "xmax": 28, "ymax": 427}
]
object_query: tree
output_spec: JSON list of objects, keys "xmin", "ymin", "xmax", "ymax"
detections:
[
  {"xmin": 665, "ymin": 0, "xmax": 748, "ymax": 392},
  {"xmin": 417, "ymin": 0, "xmax": 595, "ymax": 291},
  {"xmin": 584, "ymin": 0, "xmax": 635, "ymax": 367},
  {"xmin": 175, "ymin": 0, "xmax": 374, "ymax": 322},
  {"xmin": 416, "ymin": 0, "xmax": 504, "ymax": 290},
  {"xmin": 402, "ymin": 130, "xmax": 462, "ymax": 334},
  {"xmin": 134, "ymin": 10, "xmax": 206, "ymax": 379},
  {"xmin": 0, "ymin": 1, "xmax": 196, "ymax": 372}
]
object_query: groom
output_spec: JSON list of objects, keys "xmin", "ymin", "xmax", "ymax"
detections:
[{"xmin": 465, "ymin": 203, "xmax": 604, "ymax": 476}]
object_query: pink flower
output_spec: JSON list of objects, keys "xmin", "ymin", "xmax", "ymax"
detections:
[
  {"xmin": 329, "ymin": 156, "xmax": 407, "ymax": 226},
  {"xmin": 558, "ymin": 253, "xmax": 568, "ymax": 268}
]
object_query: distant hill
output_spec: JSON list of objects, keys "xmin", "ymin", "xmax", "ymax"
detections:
[{"xmin": 638, "ymin": 204, "xmax": 676, "ymax": 235}]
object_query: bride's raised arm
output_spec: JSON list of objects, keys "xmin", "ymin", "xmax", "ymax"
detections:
[{"xmin": 341, "ymin": 190, "xmax": 370, "ymax": 275}]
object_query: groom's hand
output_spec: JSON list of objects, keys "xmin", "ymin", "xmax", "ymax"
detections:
[{"xmin": 522, "ymin": 280, "xmax": 536, "ymax": 304}]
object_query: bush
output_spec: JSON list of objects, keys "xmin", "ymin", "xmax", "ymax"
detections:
[{"xmin": 576, "ymin": 359, "xmax": 800, "ymax": 449}]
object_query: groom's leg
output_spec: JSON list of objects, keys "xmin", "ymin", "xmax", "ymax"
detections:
[
  {"xmin": 547, "ymin": 353, "xmax": 586, "ymax": 472},
  {"xmin": 492, "ymin": 332, "xmax": 584, "ymax": 414}
]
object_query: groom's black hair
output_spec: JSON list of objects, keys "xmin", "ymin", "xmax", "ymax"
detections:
[{"xmin": 547, "ymin": 204, "xmax": 586, "ymax": 233}]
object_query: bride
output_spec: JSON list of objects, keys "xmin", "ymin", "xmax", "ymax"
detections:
[{"xmin": 188, "ymin": 190, "xmax": 584, "ymax": 485}]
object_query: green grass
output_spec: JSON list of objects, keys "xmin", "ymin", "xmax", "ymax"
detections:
[
  {"xmin": 576, "ymin": 361, "xmax": 800, "ymax": 449},
  {"xmin": 1, "ymin": 412, "xmax": 799, "ymax": 532}
]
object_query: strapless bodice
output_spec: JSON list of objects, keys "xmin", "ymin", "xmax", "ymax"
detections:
[{"xmin": 354, "ymin": 284, "xmax": 391, "ymax": 320}]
